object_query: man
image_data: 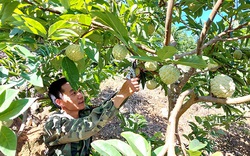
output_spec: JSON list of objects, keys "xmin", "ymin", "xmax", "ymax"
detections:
[{"xmin": 43, "ymin": 77, "xmax": 140, "ymax": 156}]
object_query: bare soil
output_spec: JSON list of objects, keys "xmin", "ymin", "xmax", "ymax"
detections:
[{"xmin": 7, "ymin": 76, "xmax": 250, "ymax": 156}]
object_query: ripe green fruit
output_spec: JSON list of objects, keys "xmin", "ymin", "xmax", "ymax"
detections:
[
  {"xmin": 207, "ymin": 62, "xmax": 219, "ymax": 72},
  {"xmin": 159, "ymin": 65, "xmax": 180, "ymax": 85},
  {"xmin": 146, "ymin": 80, "xmax": 158, "ymax": 90},
  {"xmin": 144, "ymin": 61, "xmax": 158, "ymax": 71},
  {"xmin": 135, "ymin": 67, "xmax": 140, "ymax": 76},
  {"xmin": 112, "ymin": 44, "xmax": 128, "ymax": 60},
  {"xmin": 148, "ymin": 24, "xmax": 155, "ymax": 35},
  {"xmin": 210, "ymin": 74, "xmax": 235, "ymax": 98},
  {"xmin": 233, "ymin": 49, "xmax": 242, "ymax": 60},
  {"xmin": 65, "ymin": 44, "xmax": 84, "ymax": 62}
]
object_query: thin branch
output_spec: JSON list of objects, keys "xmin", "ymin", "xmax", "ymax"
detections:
[
  {"xmin": 175, "ymin": 21, "xmax": 250, "ymax": 59},
  {"xmin": 197, "ymin": 95, "xmax": 250, "ymax": 104},
  {"xmin": 175, "ymin": 132, "xmax": 187, "ymax": 156},
  {"xmin": 135, "ymin": 44, "xmax": 156, "ymax": 54},
  {"xmin": 23, "ymin": 0, "xmax": 61, "ymax": 14},
  {"xmin": 196, "ymin": 0, "xmax": 223, "ymax": 55},
  {"xmin": 164, "ymin": 0, "xmax": 174, "ymax": 46}
]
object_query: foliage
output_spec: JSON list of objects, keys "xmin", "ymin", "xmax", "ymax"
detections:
[
  {"xmin": 118, "ymin": 113, "xmax": 147, "ymax": 133},
  {"xmin": 117, "ymin": 112, "xmax": 164, "ymax": 150},
  {"xmin": 0, "ymin": 0, "xmax": 250, "ymax": 155},
  {"xmin": 91, "ymin": 131, "xmax": 163, "ymax": 156},
  {"xmin": 184, "ymin": 110, "xmax": 246, "ymax": 154}
]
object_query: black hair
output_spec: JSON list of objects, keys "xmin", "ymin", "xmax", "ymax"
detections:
[{"xmin": 48, "ymin": 78, "xmax": 68, "ymax": 109}]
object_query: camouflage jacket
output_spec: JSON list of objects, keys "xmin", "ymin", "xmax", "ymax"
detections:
[{"xmin": 43, "ymin": 99, "xmax": 119, "ymax": 156}]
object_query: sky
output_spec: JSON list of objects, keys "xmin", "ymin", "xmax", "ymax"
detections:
[{"xmin": 175, "ymin": 10, "xmax": 223, "ymax": 36}]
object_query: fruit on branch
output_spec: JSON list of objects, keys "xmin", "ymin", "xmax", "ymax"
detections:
[
  {"xmin": 233, "ymin": 49, "xmax": 242, "ymax": 60},
  {"xmin": 146, "ymin": 80, "xmax": 158, "ymax": 90},
  {"xmin": 144, "ymin": 61, "xmax": 158, "ymax": 71},
  {"xmin": 207, "ymin": 62, "xmax": 219, "ymax": 72},
  {"xmin": 159, "ymin": 65, "xmax": 180, "ymax": 85},
  {"xmin": 210, "ymin": 74, "xmax": 235, "ymax": 98},
  {"xmin": 65, "ymin": 44, "xmax": 84, "ymax": 62},
  {"xmin": 112, "ymin": 44, "xmax": 128, "ymax": 60},
  {"xmin": 135, "ymin": 67, "xmax": 141, "ymax": 77},
  {"xmin": 148, "ymin": 24, "xmax": 155, "ymax": 35}
]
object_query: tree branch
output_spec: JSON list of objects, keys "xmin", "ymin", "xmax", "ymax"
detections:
[
  {"xmin": 196, "ymin": 0, "xmax": 223, "ymax": 55},
  {"xmin": 197, "ymin": 95, "xmax": 250, "ymax": 104},
  {"xmin": 164, "ymin": 0, "xmax": 174, "ymax": 46},
  {"xmin": 159, "ymin": 89, "xmax": 194, "ymax": 156},
  {"xmin": 175, "ymin": 21, "xmax": 250, "ymax": 59},
  {"xmin": 23, "ymin": 0, "xmax": 61, "ymax": 14}
]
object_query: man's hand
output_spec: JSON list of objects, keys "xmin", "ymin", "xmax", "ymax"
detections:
[{"xmin": 112, "ymin": 77, "xmax": 140, "ymax": 108}]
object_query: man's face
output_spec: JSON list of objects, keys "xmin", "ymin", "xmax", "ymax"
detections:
[{"xmin": 59, "ymin": 82, "xmax": 85, "ymax": 111}]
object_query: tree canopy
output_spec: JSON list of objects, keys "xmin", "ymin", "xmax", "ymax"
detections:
[{"xmin": 0, "ymin": 0, "xmax": 250, "ymax": 155}]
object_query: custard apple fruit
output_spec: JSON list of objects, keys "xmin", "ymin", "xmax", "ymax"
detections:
[
  {"xmin": 233, "ymin": 49, "xmax": 242, "ymax": 60},
  {"xmin": 112, "ymin": 44, "xmax": 128, "ymax": 60},
  {"xmin": 145, "ymin": 61, "xmax": 158, "ymax": 71},
  {"xmin": 65, "ymin": 44, "xmax": 84, "ymax": 62},
  {"xmin": 135, "ymin": 67, "xmax": 141, "ymax": 76},
  {"xmin": 210, "ymin": 74, "xmax": 235, "ymax": 98},
  {"xmin": 146, "ymin": 80, "xmax": 158, "ymax": 90},
  {"xmin": 148, "ymin": 24, "xmax": 155, "ymax": 35},
  {"xmin": 159, "ymin": 65, "xmax": 180, "ymax": 85},
  {"xmin": 207, "ymin": 62, "xmax": 219, "ymax": 71}
]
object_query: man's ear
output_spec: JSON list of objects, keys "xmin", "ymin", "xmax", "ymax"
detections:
[{"xmin": 55, "ymin": 98, "xmax": 64, "ymax": 107}]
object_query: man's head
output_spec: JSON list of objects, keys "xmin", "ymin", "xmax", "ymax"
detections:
[{"xmin": 48, "ymin": 78, "xmax": 85, "ymax": 111}]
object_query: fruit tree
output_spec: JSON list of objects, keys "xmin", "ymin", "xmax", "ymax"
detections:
[{"xmin": 0, "ymin": 0, "xmax": 250, "ymax": 156}]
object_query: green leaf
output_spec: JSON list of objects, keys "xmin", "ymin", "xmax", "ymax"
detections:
[
  {"xmin": 91, "ymin": 140, "xmax": 122, "ymax": 156},
  {"xmin": 0, "ymin": 126, "xmax": 17, "ymax": 156},
  {"xmin": 1, "ymin": 1, "xmax": 19, "ymax": 23},
  {"xmin": 62, "ymin": 57, "xmax": 79, "ymax": 91},
  {"xmin": 91, "ymin": 10, "xmax": 129, "ymax": 44},
  {"xmin": 21, "ymin": 16, "xmax": 47, "ymax": 38},
  {"xmin": 21, "ymin": 72, "xmax": 43, "ymax": 87},
  {"xmin": 187, "ymin": 150, "xmax": 202, "ymax": 156},
  {"xmin": 11, "ymin": 15, "xmax": 47, "ymax": 38},
  {"xmin": 189, "ymin": 139, "xmax": 207, "ymax": 151},
  {"xmin": 156, "ymin": 46, "xmax": 177, "ymax": 60},
  {"xmin": 14, "ymin": 45, "xmax": 35, "ymax": 60},
  {"xmin": 0, "ymin": 89, "xmax": 19, "ymax": 113},
  {"xmin": 0, "ymin": 84, "xmax": 16, "ymax": 95},
  {"xmin": 48, "ymin": 20, "xmax": 68, "ymax": 37},
  {"xmin": 0, "ymin": 66, "xmax": 8, "ymax": 84},
  {"xmin": 121, "ymin": 131, "xmax": 151, "ymax": 156},
  {"xmin": 175, "ymin": 55, "xmax": 207, "ymax": 69},
  {"xmin": 152, "ymin": 145, "xmax": 164, "ymax": 156},
  {"xmin": 60, "ymin": 0, "xmax": 70, "ymax": 9},
  {"xmin": 49, "ymin": 28, "xmax": 79, "ymax": 40},
  {"xmin": 211, "ymin": 151, "xmax": 223, "ymax": 156},
  {"xmin": 106, "ymin": 139, "xmax": 136, "ymax": 156},
  {"xmin": 0, "ymin": 98, "xmax": 37, "ymax": 121}
]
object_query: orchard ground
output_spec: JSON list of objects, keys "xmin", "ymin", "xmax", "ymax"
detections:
[{"xmin": 3, "ymin": 76, "xmax": 250, "ymax": 156}]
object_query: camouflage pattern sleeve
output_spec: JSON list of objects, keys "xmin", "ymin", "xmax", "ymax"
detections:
[{"xmin": 43, "ymin": 100, "xmax": 119, "ymax": 146}]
